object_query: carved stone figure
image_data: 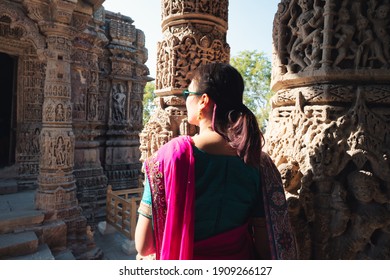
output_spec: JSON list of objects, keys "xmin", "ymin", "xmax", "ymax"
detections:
[
  {"xmin": 112, "ymin": 84, "xmax": 126, "ymax": 122},
  {"xmin": 354, "ymin": 13, "xmax": 375, "ymax": 68},
  {"xmin": 332, "ymin": 7, "xmax": 355, "ymax": 68},
  {"xmin": 367, "ymin": 1, "xmax": 390, "ymax": 64},
  {"xmin": 288, "ymin": 0, "xmax": 324, "ymax": 72}
]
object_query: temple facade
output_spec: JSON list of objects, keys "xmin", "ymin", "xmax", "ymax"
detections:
[
  {"xmin": 267, "ymin": 0, "xmax": 390, "ymax": 259},
  {"xmin": 0, "ymin": 0, "xmax": 149, "ymax": 258}
]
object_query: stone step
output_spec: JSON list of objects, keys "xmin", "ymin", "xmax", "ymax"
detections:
[
  {"xmin": 0, "ymin": 231, "xmax": 38, "ymax": 258},
  {"xmin": 0, "ymin": 210, "xmax": 45, "ymax": 234},
  {"xmin": 54, "ymin": 249, "xmax": 76, "ymax": 260},
  {"xmin": 9, "ymin": 243, "xmax": 55, "ymax": 260},
  {"xmin": 0, "ymin": 180, "xmax": 18, "ymax": 195}
]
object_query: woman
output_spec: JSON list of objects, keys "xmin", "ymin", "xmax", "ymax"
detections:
[{"xmin": 135, "ymin": 62, "xmax": 296, "ymax": 260}]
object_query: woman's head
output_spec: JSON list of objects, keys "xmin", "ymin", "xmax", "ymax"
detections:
[
  {"xmin": 187, "ymin": 62, "xmax": 263, "ymax": 167},
  {"xmin": 190, "ymin": 62, "xmax": 245, "ymax": 108}
]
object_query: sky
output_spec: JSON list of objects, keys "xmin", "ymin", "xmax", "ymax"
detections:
[{"xmin": 103, "ymin": 0, "xmax": 279, "ymax": 78}]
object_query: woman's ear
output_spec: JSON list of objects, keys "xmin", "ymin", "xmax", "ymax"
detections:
[{"xmin": 199, "ymin": 93, "xmax": 211, "ymax": 109}]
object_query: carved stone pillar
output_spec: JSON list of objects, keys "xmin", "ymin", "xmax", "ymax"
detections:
[
  {"xmin": 0, "ymin": 1, "xmax": 46, "ymax": 189},
  {"xmin": 35, "ymin": 1, "xmax": 99, "ymax": 258},
  {"xmin": 71, "ymin": 9, "xmax": 109, "ymax": 226},
  {"xmin": 104, "ymin": 12, "xmax": 150, "ymax": 190},
  {"xmin": 16, "ymin": 52, "xmax": 46, "ymax": 189},
  {"xmin": 140, "ymin": 0, "xmax": 230, "ymax": 161},
  {"xmin": 268, "ymin": 0, "xmax": 390, "ymax": 259}
]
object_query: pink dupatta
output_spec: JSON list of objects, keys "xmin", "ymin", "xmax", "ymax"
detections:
[{"xmin": 145, "ymin": 136, "xmax": 195, "ymax": 260}]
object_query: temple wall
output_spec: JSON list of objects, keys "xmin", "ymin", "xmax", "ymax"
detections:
[
  {"xmin": 0, "ymin": 0, "xmax": 149, "ymax": 254},
  {"xmin": 267, "ymin": 0, "xmax": 390, "ymax": 259}
]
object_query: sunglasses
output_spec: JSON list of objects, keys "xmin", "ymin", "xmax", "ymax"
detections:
[{"xmin": 182, "ymin": 89, "xmax": 202, "ymax": 100}]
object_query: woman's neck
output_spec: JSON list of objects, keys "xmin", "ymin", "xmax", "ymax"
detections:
[
  {"xmin": 193, "ymin": 122, "xmax": 237, "ymax": 156},
  {"xmin": 198, "ymin": 119, "xmax": 213, "ymax": 135}
]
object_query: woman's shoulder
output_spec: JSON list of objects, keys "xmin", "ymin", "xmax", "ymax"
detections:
[
  {"xmin": 152, "ymin": 135, "xmax": 194, "ymax": 162},
  {"xmin": 145, "ymin": 136, "xmax": 194, "ymax": 173},
  {"xmin": 162, "ymin": 135, "xmax": 193, "ymax": 150}
]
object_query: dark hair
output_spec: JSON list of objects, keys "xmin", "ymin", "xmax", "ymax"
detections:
[{"xmin": 191, "ymin": 62, "xmax": 264, "ymax": 167}]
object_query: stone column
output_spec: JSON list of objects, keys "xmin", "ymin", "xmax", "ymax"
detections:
[
  {"xmin": 35, "ymin": 0, "xmax": 99, "ymax": 259},
  {"xmin": 104, "ymin": 12, "xmax": 150, "ymax": 190},
  {"xmin": 71, "ymin": 8, "xmax": 109, "ymax": 226},
  {"xmin": 268, "ymin": 0, "xmax": 390, "ymax": 259},
  {"xmin": 140, "ymin": 0, "xmax": 230, "ymax": 161},
  {"xmin": 0, "ymin": 1, "xmax": 47, "ymax": 189}
]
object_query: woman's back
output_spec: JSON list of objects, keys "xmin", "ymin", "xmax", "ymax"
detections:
[{"xmin": 193, "ymin": 145, "xmax": 263, "ymax": 241}]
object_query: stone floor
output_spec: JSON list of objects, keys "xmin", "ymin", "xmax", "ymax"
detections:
[
  {"xmin": 0, "ymin": 190, "xmax": 137, "ymax": 260},
  {"xmin": 94, "ymin": 222, "xmax": 137, "ymax": 260}
]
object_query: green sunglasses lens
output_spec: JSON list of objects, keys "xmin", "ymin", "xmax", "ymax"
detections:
[
  {"xmin": 182, "ymin": 89, "xmax": 201, "ymax": 100},
  {"xmin": 182, "ymin": 89, "xmax": 189, "ymax": 99}
]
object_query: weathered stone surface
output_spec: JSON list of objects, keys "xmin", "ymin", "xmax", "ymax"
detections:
[
  {"xmin": 268, "ymin": 0, "xmax": 390, "ymax": 259},
  {"xmin": 54, "ymin": 249, "xmax": 76, "ymax": 260},
  {"xmin": 0, "ymin": 231, "xmax": 38, "ymax": 258},
  {"xmin": 10, "ymin": 244, "xmax": 55, "ymax": 260},
  {"xmin": 0, "ymin": 210, "xmax": 45, "ymax": 234},
  {"xmin": 34, "ymin": 220, "xmax": 67, "ymax": 253},
  {"xmin": 97, "ymin": 221, "xmax": 117, "ymax": 235},
  {"xmin": 121, "ymin": 239, "xmax": 137, "ymax": 256},
  {"xmin": 0, "ymin": 181, "xmax": 18, "ymax": 195}
]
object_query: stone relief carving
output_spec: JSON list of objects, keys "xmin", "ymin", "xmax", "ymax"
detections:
[
  {"xmin": 40, "ymin": 131, "xmax": 74, "ymax": 170},
  {"xmin": 109, "ymin": 17, "xmax": 136, "ymax": 45},
  {"xmin": 273, "ymin": 0, "xmax": 390, "ymax": 77},
  {"xmin": 111, "ymin": 83, "xmax": 127, "ymax": 122},
  {"xmin": 22, "ymin": 58, "xmax": 45, "ymax": 122},
  {"xmin": 270, "ymin": 9, "xmax": 390, "ymax": 248},
  {"xmin": 17, "ymin": 127, "xmax": 41, "ymax": 156},
  {"xmin": 156, "ymin": 40, "xmax": 172, "ymax": 89},
  {"xmin": 98, "ymin": 78, "xmax": 109, "ymax": 122},
  {"xmin": 162, "ymin": 0, "xmax": 228, "ymax": 22},
  {"xmin": 266, "ymin": 85, "xmax": 390, "ymax": 259},
  {"xmin": 130, "ymin": 83, "xmax": 143, "ymax": 129},
  {"xmin": 286, "ymin": 0, "xmax": 324, "ymax": 72},
  {"xmin": 367, "ymin": 0, "xmax": 390, "ymax": 64},
  {"xmin": 156, "ymin": 32, "xmax": 229, "ymax": 91},
  {"xmin": 0, "ymin": 4, "xmax": 46, "ymax": 183},
  {"xmin": 332, "ymin": 5, "xmax": 355, "ymax": 68},
  {"xmin": 42, "ymin": 100, "xmax": 72, "ymax": 123},
  {"xmin": 0, "ymin": 2, "xmax": 46, "ymax": 52}
]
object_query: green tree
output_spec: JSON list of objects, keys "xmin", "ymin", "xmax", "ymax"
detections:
[
  {"xmin": 143, "ymin": 81, "xmax": 156, "ymax": 124},
  {"xmin": 230, "ymin": 50, "xmax": 272, "ymax": 131}
]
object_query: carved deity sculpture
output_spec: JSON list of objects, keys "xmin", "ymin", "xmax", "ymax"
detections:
[
  {"xmin": 112, "ymin": 83, "xmax": 127, "ymax": 122},
  {"xmin": 268, "ymin": 0, "xmax": 390, "ymax": 259}
]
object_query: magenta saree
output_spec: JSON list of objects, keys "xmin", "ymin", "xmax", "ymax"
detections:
[
  {"xmin": 145, "ymin": 135, "xmax": 195, "ymax": 259},
  {"xmin": 144, "ymin": 135, "xmax": 296, "ymax": 260},
  {"xmin": 193, "ymin": 222, "xmax": 254, "ymax": 260}
]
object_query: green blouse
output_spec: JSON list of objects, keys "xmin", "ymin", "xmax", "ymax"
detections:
[{"xmin": 140, "ymin": 145, "xmax": 264, "ymax": 241}]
